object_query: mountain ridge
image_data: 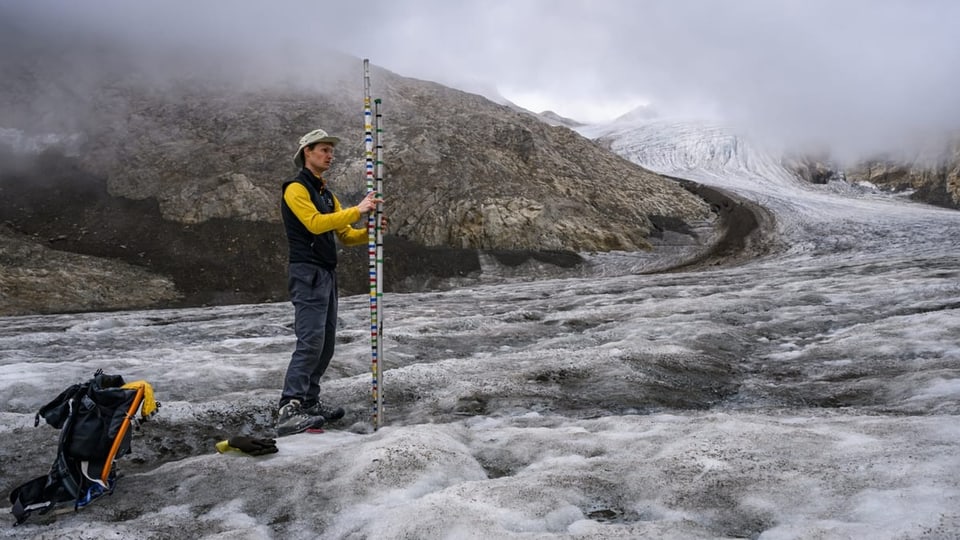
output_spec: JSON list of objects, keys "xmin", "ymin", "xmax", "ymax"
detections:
[{"xmin": 0, "ymin": 28, "xmax": 738, "ymax": 315}]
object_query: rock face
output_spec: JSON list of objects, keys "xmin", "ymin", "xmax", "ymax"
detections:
[
  {"xmin": 787, "ymin": 140, "xmax": 960, "ymax": 210},
  {"xmin": 0, "ymin": 20, "xmax": 716, "ymax": 316},
  {"xmin": 0, "ymin": 225, "xmax": 180, "ymax": 314},
  {"xmin": 782, "ymin": 155, "xmax": 843, "ymax": 185},
  {"xmin": 844, "ymin": 142, "xmax": 960, "ymax": 209},
  {"xmin": 378, "ymin": 80, "xmax": 709, "ymax": 252},
  {"xmin": 77, "ymin": 73, "xmax": 709, "ymax": 253}
]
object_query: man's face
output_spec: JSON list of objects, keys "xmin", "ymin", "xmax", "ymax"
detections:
[{"xmin": 304, "ymin": 143, "xmax": 335, "ymax": 173}]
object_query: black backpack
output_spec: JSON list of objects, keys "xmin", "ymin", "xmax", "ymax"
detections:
[{"xmin": 8, "ymin": 370, "xmax": 157, "ymax": 525}]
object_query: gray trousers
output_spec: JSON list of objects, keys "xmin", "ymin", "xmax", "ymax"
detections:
[{"xmin": 281, "ymin": 262, "xmax": 338, "ymax": 407}]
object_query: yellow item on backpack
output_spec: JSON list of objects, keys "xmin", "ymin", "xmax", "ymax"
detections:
[{"xmin": 121, "ymin": 380, "xmax": 159, "ymax": 419}]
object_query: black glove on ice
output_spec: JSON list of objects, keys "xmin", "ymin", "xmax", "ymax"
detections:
[{"xmin": 218, "ymin": 436, "xmax": 278, "ymax": 456}]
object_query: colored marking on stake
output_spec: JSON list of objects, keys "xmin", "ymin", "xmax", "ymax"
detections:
[{"xmin": 365, "ymin": 61, "xmax": 385, "ymax": 431}]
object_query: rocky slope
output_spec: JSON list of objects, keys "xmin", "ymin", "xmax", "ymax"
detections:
[
  {"xmin": 0, "ymin": 22, "xmax": 723, "ymax": 316},
  {"xmin": 0, "ymin": 224, "xmax": 179, "ymax": 314},
  {"xmin": 786, "ymin": 138, "xmax": 960, "ymax": 210}
]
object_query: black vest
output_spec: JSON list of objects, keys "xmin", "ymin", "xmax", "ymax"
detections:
[{"xmin": 281, "ymin": 169, "xmax": 338, "ymax": 269}]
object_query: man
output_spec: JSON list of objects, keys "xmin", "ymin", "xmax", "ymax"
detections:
[{"xmin": 276, "ymin": 128, "xmax": 382, "ymax": 436}]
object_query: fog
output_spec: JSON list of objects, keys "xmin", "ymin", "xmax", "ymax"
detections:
[{"xmin": 4, "ymin": 0, "xmax": 959, "ymax": 162}]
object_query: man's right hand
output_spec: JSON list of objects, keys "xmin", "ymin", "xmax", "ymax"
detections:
[{"xmin": 357, "ymin": 191, "xmax": 384, "ymax": 214}]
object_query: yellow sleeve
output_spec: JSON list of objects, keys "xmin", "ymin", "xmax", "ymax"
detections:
[
  {"xmin": 284, "ymin": 183, "xmax": 362, "ymax": 235},
  {"xmin": 333, "ymin": 194, "xmax": 370, "ymax": 246}
]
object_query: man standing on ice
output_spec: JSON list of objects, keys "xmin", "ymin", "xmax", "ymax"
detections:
[{"xmin": 276, "ymin": 128, "xmax": 382, "ymax": 436}]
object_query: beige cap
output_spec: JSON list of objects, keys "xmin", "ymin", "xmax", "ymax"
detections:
[{"xmin": 293, "ymin": 128, "xmax": 341, "ymax": 168}]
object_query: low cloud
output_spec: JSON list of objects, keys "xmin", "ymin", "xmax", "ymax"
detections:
[{"xmin": 3, "ymin": 0, "xmax": 959, "ymax": 161}]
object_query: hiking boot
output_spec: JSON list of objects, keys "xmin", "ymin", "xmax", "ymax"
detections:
[
  {"xmin": 275, "ymin": 400, "xmax": 324, "ymax": 437},
  {"xmin": 303, "ymin": 399, "xmax": 345, "ymax": 423}
]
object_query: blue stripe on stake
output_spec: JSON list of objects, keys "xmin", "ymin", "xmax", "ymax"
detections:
[{"xmin": 363, "ymin": 59, "xmax": 385, "ymax": 430}]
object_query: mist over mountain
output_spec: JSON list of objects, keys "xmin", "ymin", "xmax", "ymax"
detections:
[
  {"xmin": 785, "ymin": 139, "xmax": 960, "ymax": 211},
  {"xmin": 535, "ymin": 111, "xmax": 586, "ymax": 129},
  {"xmin": 0, "ymin": 14, "xmax": 741, "ymax": 316},
  {"xmin": 593, "ymin": 105, "xmax": 960, "ymax": 212},
  {"xmin": 612, "ymin": 106, "xmax": 659, "ymax": 124},
  {"xmin": 3, "ymin": 1, "xmax": 958, "ymax": 318}
]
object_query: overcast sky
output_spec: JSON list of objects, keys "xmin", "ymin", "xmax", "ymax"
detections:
[{"xmin": 5, "ymin": 0, "xmax": 960, "ymax": 159}]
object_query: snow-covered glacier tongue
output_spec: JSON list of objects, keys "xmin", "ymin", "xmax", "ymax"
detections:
[
  {"xmin": 580, "ymin": 116, "xmax": 960, "ymax": 260},
  {"xmin": 1, "ymin": 117, "xmax": 959, "ymax": 539}
]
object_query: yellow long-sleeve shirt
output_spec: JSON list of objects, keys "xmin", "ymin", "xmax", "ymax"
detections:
[{"xmin": 283, "ymin": 182, "xmax": 368, "ymax": 247}]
